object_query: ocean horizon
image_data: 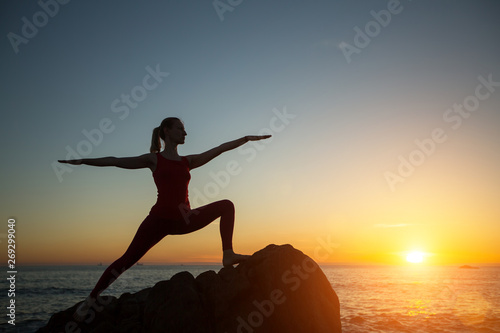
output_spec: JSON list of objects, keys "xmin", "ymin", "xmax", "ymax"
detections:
[{"xmin": 1, "ymin": 264, "xmax": 499, "ymax": 332}]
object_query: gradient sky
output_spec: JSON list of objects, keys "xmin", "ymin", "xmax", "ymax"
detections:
[{"xmin": 1, "ymin": 0, "xmax": 499, "ymax": 266}]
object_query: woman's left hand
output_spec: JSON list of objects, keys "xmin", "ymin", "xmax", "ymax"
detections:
[{"xmin": 245, "ymin": 135, "xmax": 272, "ymax": 142}]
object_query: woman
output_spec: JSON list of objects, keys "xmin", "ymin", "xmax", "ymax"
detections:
[{"xmin": 59, "ymin": 117, "xmax": 271, "ymax": 321}]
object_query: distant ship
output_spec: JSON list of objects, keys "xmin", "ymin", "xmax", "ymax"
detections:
[
  {"xmin": 136, "ymin": 262, "xmax": 144, "ymax": 266},
  {"xmin": 459, "ymin": 265, "xmax": 479, "ymax": 269},
  {"xmin": 97, "ymin": 262, "xmax": 103, "ymax": 266}
]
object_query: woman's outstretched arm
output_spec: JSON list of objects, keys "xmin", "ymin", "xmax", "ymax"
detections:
[
  {"xmin": 58, "ymin": 153, "xmax": 155, "ymax": 170},
  {"xmin": 187, "ymin": 135, "xmax": 271, "ymax": 170}
]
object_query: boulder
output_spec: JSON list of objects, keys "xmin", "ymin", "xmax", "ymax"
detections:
[{"xmin": 37, "ymin": 244, "xmax": 341, "ymax": 333}]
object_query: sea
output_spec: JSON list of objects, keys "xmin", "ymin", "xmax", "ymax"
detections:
[{"xmin": 0, "ymin": 264, "xmax": 499, "ymax": 332}]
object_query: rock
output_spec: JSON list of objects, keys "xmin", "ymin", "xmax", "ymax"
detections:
[{"xmin": 37, "ymin": 244, "xmax": 342, "ymax": 333}]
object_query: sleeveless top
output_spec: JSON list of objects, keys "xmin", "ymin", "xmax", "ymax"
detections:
[{"xmin": 149, "ymin": 153, "xmax": 191, "ymax": 219}]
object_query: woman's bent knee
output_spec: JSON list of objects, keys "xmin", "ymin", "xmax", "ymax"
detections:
[{"xmin": 220, "ymin": 199, "xmax": 235, "ymax": 212}]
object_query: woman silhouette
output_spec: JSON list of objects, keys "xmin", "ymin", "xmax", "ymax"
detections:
[{"xmin": 59, "ymin": 117, "xmax": 271, "ymax": 321}]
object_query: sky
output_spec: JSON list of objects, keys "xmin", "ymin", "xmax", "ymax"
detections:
[{"xmin": 1, "ymin": 0, "xmax": 499, "ymax": 266}]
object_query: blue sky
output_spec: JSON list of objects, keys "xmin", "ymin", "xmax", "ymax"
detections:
[{"xmin": 1, "ymin": 0, "xmax": 499, "ymax": 264}]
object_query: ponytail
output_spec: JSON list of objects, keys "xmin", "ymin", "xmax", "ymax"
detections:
[
  {"xmin": 150, "ymin": 127, "xmax": 162, "ymax": 153},
  {"xmin": 149, "ymin": 117, "xmax": 182, "ymax": 153}
]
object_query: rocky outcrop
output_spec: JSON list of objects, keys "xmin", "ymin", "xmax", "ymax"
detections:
[{"xmin": 37, "ymin": 244, "xmax": 342, "ymax": 332}]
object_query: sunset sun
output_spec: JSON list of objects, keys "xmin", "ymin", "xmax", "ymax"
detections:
[{"xmin": 406, "ymin": 251, "xmax": 425, "ymax": 263}]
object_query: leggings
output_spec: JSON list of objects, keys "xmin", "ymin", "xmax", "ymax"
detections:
[{"xmin": 89, "ymin": 199, "xmax": 235, "ymax": 298}]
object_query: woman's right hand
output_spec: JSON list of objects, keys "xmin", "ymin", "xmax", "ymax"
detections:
[{"xmin": 58, "ymin": 159, "xmax": 83, "ymax": 165}]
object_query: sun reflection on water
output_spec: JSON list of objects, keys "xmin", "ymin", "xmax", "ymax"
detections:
[{"xmin": 405, "ymin": 299, "xmax": 433, "ymax": 318}]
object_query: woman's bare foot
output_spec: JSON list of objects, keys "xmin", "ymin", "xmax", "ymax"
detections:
[
  {"xmin": 73, "ymin": 296, "xmax": 95, "ymax": 322},
  {"xmin": 223, "ymin": 249, "xmax": 250, "ymax": 267}
]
